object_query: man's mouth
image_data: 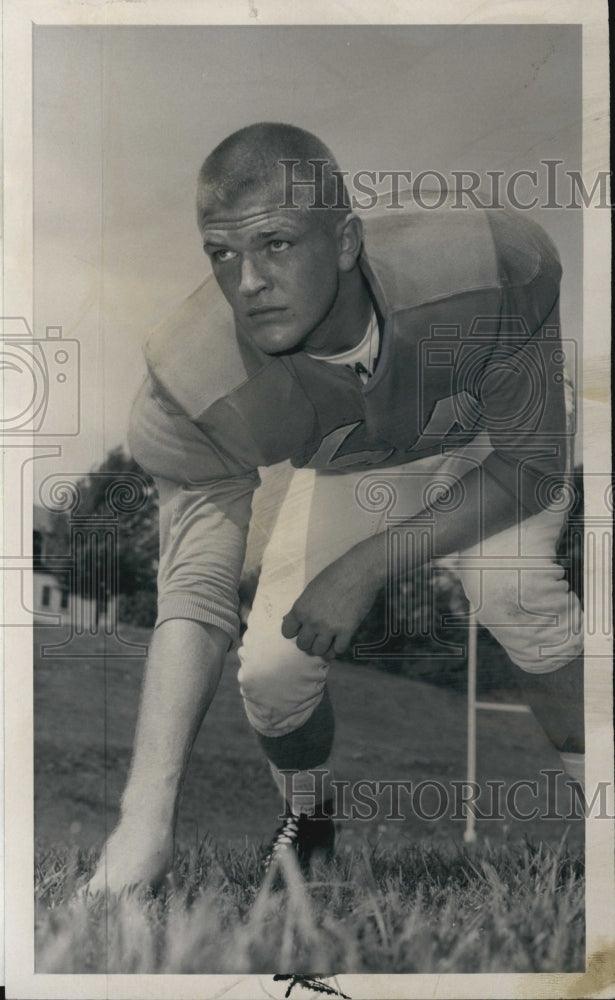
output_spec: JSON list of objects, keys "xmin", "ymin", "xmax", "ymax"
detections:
[{"xmin": 246, "ymin": 306, "xmax": 287, "ymax": 318}]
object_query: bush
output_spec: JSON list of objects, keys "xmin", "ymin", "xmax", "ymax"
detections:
[{"xmin": 118, "ymin": 590, "xmax": 158, "ymax": 628}]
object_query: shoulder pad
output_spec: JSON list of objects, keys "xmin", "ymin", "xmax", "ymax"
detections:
[
  {"xmin": 486, "ymin": 209, "xmax": 561, "ymax": 289},
  {"xmin": 361, "ymin": 205, "xmax": 499, "ymax": 311},
  {"xmin": 143, "ymin": 278, "xmax": 251, "ymax": 421}
]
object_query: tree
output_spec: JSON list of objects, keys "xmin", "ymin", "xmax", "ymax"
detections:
[{"xmin": 43, "ymin": 446, "xmax": 159, "ymax": 623}]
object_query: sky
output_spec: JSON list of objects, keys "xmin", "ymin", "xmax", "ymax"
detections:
[{"xmin": 32, "ymin": 24, "xmax": 582, "ymax": 478}]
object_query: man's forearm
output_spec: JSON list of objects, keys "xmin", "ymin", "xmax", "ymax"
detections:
[
  {"xmin": 420, "ymin": 460, "xmax": 528, "ymax": 560},
  {"xmin": 121, "ymin": 617, "xmax": 230, "ymax": 828},
  {"xmin": 281, "ymin": 459, "xmax": 537, "ymax": 658},
  {"xmin": 348, "ymin": 462, "xmax": 527, "ymax": 587}
]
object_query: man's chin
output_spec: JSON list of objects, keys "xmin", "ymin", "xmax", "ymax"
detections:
[{"xmin": 251, "ymin": 332, "xmax": 306, "ymax": 356}]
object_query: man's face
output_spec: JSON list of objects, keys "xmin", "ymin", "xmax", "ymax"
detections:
[{"xmin": 200, "ymin": 193, "xmax": 343, "ymax": 355}]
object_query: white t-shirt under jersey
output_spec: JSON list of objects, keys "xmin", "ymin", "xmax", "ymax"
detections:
[{"xmin": 307, "ymin": 307, "xmax": 379, "ymax": 385}]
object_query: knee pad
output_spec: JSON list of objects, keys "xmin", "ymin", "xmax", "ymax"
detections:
[{"xmin": 238, "ymin": 644, "xmax": 329, "ymax": 737}]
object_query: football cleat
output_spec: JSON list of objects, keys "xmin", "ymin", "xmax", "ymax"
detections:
[{"xmin": 263, "ymin": 807, "xmax": 335, "ymax": 875}]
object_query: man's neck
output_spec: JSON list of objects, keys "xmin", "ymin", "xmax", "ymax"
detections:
[{"xmin": 302, "ymin": 268, "xmax": 373, "ymax": 357}]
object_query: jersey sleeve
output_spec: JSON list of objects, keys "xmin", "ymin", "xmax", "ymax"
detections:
[{"xmin": 128, "ymin": 376, "xmax": 260, "ymax": 642}]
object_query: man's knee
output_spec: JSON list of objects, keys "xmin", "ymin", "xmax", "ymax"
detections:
[
  {"xmin": 237, "ymin": 655, "xmax": 288, "ymax": 722},
  {"xmin": 502, "ymin": 588, "xmax": 583, "ymax": 675},
  {"xmin": 512, "ymin": 631, "xmax": 584, "ymax": 675},
  {"xmin": 238, "ymin": 642, "xmax": 328, "ymax": 736},
  {"xmin": 473, "ymin": 571, "xmax": 583, "ymax": 675}
]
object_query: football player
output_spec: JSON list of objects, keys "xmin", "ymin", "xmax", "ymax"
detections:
[{"xmin": 88, "ymin": 123, "xmax": 583, "ymax": 892}]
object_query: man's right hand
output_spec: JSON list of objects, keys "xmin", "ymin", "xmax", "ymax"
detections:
[{"xmin": 86, "ymin": 820, "xmax": 174, "ymax": 896}]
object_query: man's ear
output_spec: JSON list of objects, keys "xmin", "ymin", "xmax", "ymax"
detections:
[{"xmin": 337, "ymin": 214, "xmax": 363, "ymax": 272}]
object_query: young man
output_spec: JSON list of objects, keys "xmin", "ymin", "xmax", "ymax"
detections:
[{"xmin": 88, "ymin": 122, "xmax": 583, "ymax": 892}]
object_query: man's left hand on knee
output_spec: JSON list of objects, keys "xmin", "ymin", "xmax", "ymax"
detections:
[{"xmin": 282, "ymin": 544, "xmax": 383, "ymax": 658}]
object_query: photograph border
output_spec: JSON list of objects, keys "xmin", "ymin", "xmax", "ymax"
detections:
[{"xmin": 2, "ymin": 2, "xmax": 612, "ymax": 998}]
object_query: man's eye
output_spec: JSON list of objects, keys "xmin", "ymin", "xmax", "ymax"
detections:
[
  {"xmin": 269, "ymin": 240, "xmax": 290, "ymax": 253},
  {"xmin": 211, "ymin": 249, "xmax": 238, "ymax": 263}
]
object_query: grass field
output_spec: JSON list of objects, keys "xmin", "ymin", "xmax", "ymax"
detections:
[
  {"xmin": 36, "ymin": 837, "xmax": 584, "ymax": 974},
  {"xmin": 34, "ymin": 623, "xmax": 585, "ymax": 974}
]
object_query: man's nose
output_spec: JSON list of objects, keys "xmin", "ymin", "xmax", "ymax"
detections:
[{"xmin": 239, "ymin": 255, "xmax": 268, "ymax": 296}]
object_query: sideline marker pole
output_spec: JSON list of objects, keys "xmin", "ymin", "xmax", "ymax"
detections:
[{"xmin": 464, "ymin": 610, "xmax": 478, "ymax": 843}]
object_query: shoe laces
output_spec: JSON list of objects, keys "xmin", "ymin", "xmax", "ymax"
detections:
[{"xmin": 264, "ymin": 813, "xmax": 301, "ymax": 867}]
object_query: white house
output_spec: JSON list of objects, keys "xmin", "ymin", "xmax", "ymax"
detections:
[{"xmin": 33, "ymin": 505, "xmax": 102, "ymax": 627}]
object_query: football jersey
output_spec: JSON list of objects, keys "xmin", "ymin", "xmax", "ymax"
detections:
[{"xmin": 129, "ymin": 205, "xmax": 570, "ymax": 638}]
